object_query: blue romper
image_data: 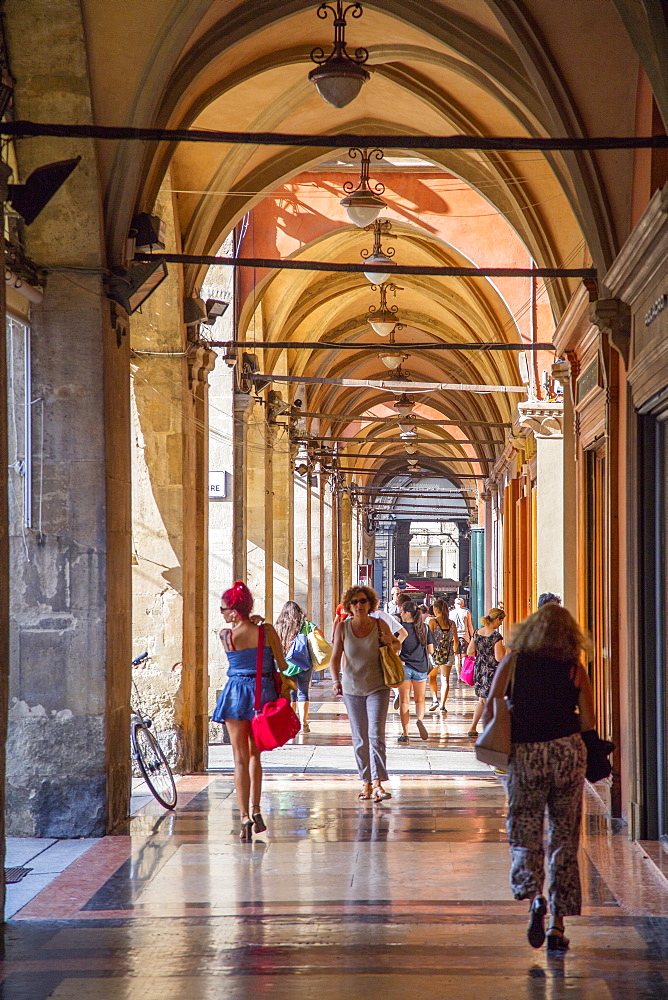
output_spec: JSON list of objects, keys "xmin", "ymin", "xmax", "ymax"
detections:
[{"xmin": 212, "ymin": 644, "xmax": 278, "ymax": 722}]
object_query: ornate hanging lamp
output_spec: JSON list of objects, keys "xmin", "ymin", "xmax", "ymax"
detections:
[
  {"xmin": 340, "ymin": 147, "xmax": 387, "ymax": 227},
  {"xmin": 360, "ymin": 218, "xmax": 395, "ymax": 284},
  {"xmin": 366, "ymin": 281, "xmax": 403, "ymax": 337},
  {"xmin": 308, "ymin": 1, "xmax": 370, "ymax": 108},
  {"xmin": 378, "ymin": 324, "xmax": 408, "ymax": 371}
]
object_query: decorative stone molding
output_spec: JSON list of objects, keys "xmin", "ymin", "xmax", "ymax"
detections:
[
  {"xmin": 187, "ymin": 344, "xmax": 217, "ymax": 389},
  {"xmin": 589, "ymin": 297, "xmax": 631, "ymax": 367},
  {"xmin": 517, "ymin": 400, "xmax": 564, "ymax": 438}
]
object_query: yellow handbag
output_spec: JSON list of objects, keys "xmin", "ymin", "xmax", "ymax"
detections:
[
  {"xmin": 307, "ymin": 629, "xmax": 333, "ymax": 670},
  {"xmin": 376, "ymin": 621, "xmax": 405, "ymax": 687}
]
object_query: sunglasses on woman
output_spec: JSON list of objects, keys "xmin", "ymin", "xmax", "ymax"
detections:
[{"xmin": 350, "ymin": 597, "xmax": 368, "ymax": 605}]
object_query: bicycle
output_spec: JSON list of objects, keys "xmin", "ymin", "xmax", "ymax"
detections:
[{"xmin": 131, "ymin": 652, "xmax": 178, "ymax": 810}]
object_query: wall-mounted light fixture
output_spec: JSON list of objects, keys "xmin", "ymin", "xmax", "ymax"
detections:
[
  {"xmin": 308, "ymin": 1, "xmax": 370, "ymax": 108},
  {"xmin": 184, "ymin": 295, "xmax": 207, "ymax": 327},
  {"xmin": 203, "ymin": 298, "xmax": 229, "ymax": 324},
  {"xmin": 361, "ymin": 218, "xmax": 395, "ymax": 284},
  {"xmin": 131, "ymin": 212, "xmax": 166, "ymax": 252},
  {"xmin": 340, "ymin": 147, "xmax": 386, "ymax": 227},
  {"xmin": 106, "ymin": 258, "xmax": 168, "ymax": 315}
]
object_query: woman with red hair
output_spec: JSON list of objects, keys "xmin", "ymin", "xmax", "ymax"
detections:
[{"xmin": 212, "ymin": 581, "xmax": 295, "ymax": 840}]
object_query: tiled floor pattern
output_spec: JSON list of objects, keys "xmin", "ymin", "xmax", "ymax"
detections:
[{"xmin": 3, "ymin": 678, "xmax": 668, "ymax": 999}]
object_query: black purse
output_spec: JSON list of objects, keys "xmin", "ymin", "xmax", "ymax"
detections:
[{"xmin": 581, "ymin": 729, "xmax": 615, "ymax": 783}]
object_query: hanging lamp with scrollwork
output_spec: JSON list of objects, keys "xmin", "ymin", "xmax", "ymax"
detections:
[{"xmin": 308, "ymin": 1, "xmax": 370, "ymax": 108}]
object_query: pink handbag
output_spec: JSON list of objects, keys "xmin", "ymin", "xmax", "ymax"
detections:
[
  {"xmin": 460, "ymin": 655, "xmax": 475, "ymax": 686},
  {"xmin": 250, "ymin": 626, "xmax": 300, "ymax": 752}
]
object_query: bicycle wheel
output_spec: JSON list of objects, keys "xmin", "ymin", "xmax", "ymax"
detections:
[{"xmin": 132, "ymin": 723, "xmax": 177, "ymax": 809}]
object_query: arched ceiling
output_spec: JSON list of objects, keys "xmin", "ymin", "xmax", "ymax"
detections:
[{"xmin": 77, "ymin": 0, "xmax": 656, "ymax": 514}]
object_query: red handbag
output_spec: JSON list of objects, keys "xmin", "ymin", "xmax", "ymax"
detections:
[{"xmin": 251, "ymin": 626, "xmax": 300, "ymax": 752}]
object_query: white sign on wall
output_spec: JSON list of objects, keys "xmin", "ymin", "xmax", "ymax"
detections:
[{"xmin": 209, "ymin": 471, "xmax": 228, "ymax": 499}]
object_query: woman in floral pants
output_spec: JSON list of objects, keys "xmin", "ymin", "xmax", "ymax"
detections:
[{"xmin": 482, "ymin": 604, "xmax": 596, "ymax": 953}]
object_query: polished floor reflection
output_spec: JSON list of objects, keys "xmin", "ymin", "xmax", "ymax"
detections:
[{"xmin": 3, "ymin": 679, "xmax": 668, "ymax": 999}]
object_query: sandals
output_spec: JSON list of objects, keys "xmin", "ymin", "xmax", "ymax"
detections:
[
  {"xmin": 397, "ymin": 733, "xmax": 409, "ymax": 744},
  {"xmin": 546, "ymin": 927, "xmax": 570, "ymax": 953},
  {"xmin": 416, "ymin": 719, "xmax": 429, "ymax": 740},
  {"xmin": 527, "ymin": 895, "xmax": 547, "ymax": 948},
  {"xmin": 251, "ymin": 809, "xmax": 267, "ymax": 834},
  {"xmin": 358, "ymin": 784, "xmax": 373, "ymax": 800},
  {"xmin": 239, "ymin": 818, "xmax": 254, "ymax": 842},
  {"xmin": 467, "ymin": 729, "xmax": 478, "ymax": 737},
  {"xmin": 372, "ymin": 785, "xmax": 392, "ymax": 801},
  {"xmin": 301, "ymin": 722, "xmax": 310, "ymax": 733}
]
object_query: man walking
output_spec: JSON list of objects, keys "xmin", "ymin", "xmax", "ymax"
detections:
[{"xmin": 450, "ymin": 597, "xmax": 474, "ymax": 675}]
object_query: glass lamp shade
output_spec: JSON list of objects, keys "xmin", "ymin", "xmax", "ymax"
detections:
[
  {"xmin": 404, "ymin": 444, "xmax": 418, "ymax": 455},
  {"xmin": 363, "ymin": 251, "xmax": 394, "ymax": 284},
  {"xmin": 379, "ymin": 352, "xmax": 407, "ymax": 369},
  {"xmin": 368, "ymin": 312, "xmax": 397, "ymax": 337},
  {"xmin": 340, "ymin": 190, "xmax": 387, "ymax": 227},
  {"xmin": 394, "ymin": 395, "xmax": 416, "ymax": 417},
  {"xmin": 308, "ymin": 59, "xmax": 369, "ymax": 109}
]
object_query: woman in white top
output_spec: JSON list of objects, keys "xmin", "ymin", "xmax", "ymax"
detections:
[{"xmin": 330, "ymin": 586, "xmax": 401, "ymax": 802}]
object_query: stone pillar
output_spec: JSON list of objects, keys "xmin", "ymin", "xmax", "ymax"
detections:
[
  {"xmin": 272, "ymin": 427, "xmax": 294, "ymax": 614},
  {"xmin": 188, "ymin": 345, "xmax": 217, "ymax": 771},
  {"xmin": 394, "ymin": 521, "xmax": 411, "ymax": 576},
  {"xmin": 293, "ymin": 473, "xmax": 309, "ymax": 610},
  {"xmin": 340, "ymin": 489, "xmax": 353, "ymax": 591},
  {"xmin": 5, "ymin": 0, "xmax": 131, "ymax": 836},
  {"xmin": 553, "ymin": 362, "xmax": 578, "ymax": 611},
  {"xmin": 232, "ymin": 390, "xmax": 252, "ymax": 581},
  {"xmin": 209, "ymin": 364, "xmax": 235, "ymax": 743},
  {"xmin": 0, "ymin": 201, "xmax": 8, "ymax": 900},
  {"xmin": 322, "ymin": 479, "xmax": 334, "ymax": 626},
  {"xmin": 245, "ymin": 398, "xmax": 272, "ymax": 619},
  {"xmin": 310, "ymin": 477, "xmax": 321, "ymax": 627},
  {"xmin": 518, "ymin": 401, "xmax": 565, "ymax": 602},
  {"xmin": 318, "ymin": 479, "xmax": 326, "ymax": 629},
  {"xmin": 481, "ymin": 492, "xmax": 494, "ymax": 609},
  {"xmin": 458, "ymin": 523, "xmax": 471, "ymax": 597}
]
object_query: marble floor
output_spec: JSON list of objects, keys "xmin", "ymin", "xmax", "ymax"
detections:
[{"xmin": 3, "ymin": 678, "xmax": 668, "ymax": 999}]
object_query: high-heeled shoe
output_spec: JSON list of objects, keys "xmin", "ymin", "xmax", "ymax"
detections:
[
  {"xmin": 546, "ymin": 927, "xmax": 569, "ymax": 953},
  {"xmin": 527, "ymin": 894, "xmax": 547, "ymax": 948},
  {"xmin": 239, "ymin": 818, "xmax": 253, "ymax": 841},
  {"xmin": 252, "ymin": 810, "xmax": 267, "ymax": 833}
]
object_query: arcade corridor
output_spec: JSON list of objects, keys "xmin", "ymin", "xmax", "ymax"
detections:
[{"xmin": 3, "ymin": 682, "xmax": 668, "ymax": 1000}]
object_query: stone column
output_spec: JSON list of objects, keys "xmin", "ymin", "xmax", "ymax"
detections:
[
  {"xmin": 322, "ymin": 478, "xmax": 334, "ymax": 626},
  {"xmin": 232, "ymin": 390, "xmax": 253, "ymax": 581},
  {"xmin": 0, "ymin": 195, "xmax": 8, "ymax": 898},
  {"xmin": 293, "ymin": 472, "xmax": 309, "ymax": 610},
  {"xmin": 272, "ymin": 427, "xmax": 294, "ymax": 613},
  {"xmin": 481, "ymin": 492, "xmax": 494, "ymax": 609},
  {"xmin": 188, "ymin": 345, "xmax": 217, "ymax": 772},
  {"xmin": 245, "ymin": 398, "xmax": 272, "ymax": 619},
  {"xmin": 340, "ymin": 489, "xmax": 353, "ymax": 591},
  {"xmin": 5, "ymin": 0, "xmax": 131, "ymax": 836},
  {"xmin": 318, "ymin": 479, "xmax": 326, "ymax": 629},
  {"xmin": 518, "ymin": 402, "xmax": 565, "ymax": 602},
  {"xmin": 310, "ymin": 477, "xmax": 322, "ymax": 627}
]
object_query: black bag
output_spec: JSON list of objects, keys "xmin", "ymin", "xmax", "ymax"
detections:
[{"xmin": 581, "ymin": 729, "xmax": 615, "ymax": 783}]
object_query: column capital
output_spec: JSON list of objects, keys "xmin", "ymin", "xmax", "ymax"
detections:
[
  {"xmin": 589, "ymin": 297, "xmax": 631, "ymax": 367},
  {"xmin": 187, "ymin": 344, "xmax": 217, "ymax": 389},
  {"xmin": 517, "ymin": 400, "xmax": 564, "ymax": 438}
]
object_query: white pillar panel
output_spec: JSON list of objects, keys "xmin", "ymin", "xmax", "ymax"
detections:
[{"xmin": 536, "ymin": 434, "xmax": 564, "ymax": 598}]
